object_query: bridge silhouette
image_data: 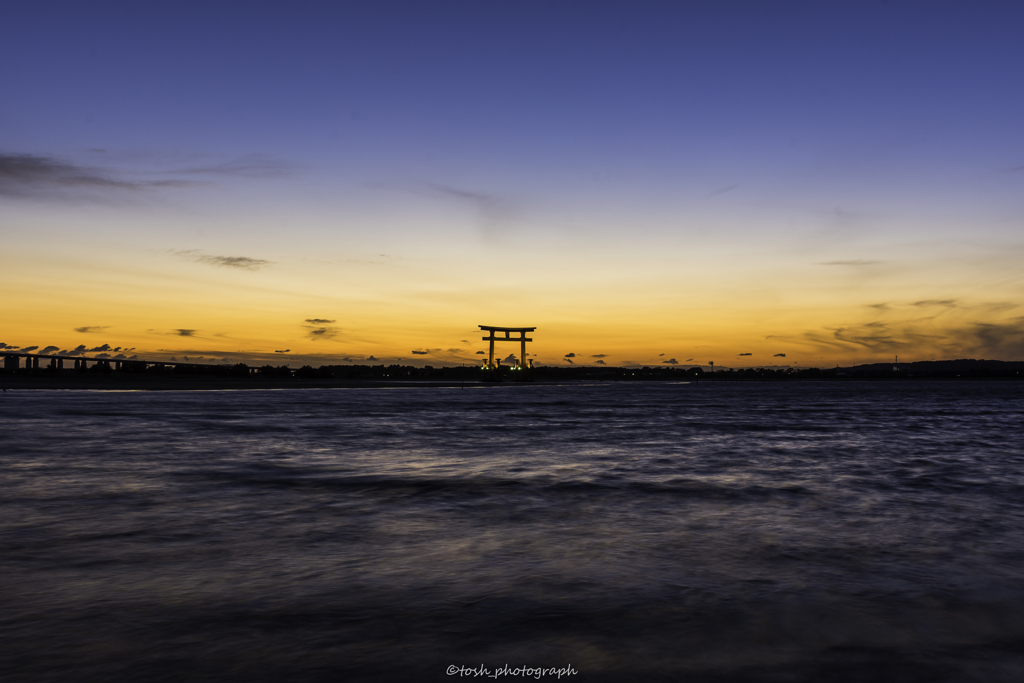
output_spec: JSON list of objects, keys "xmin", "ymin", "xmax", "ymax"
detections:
[{"xmin": 1, "ymin": 351, "xmax": 248, "ymax": 374}]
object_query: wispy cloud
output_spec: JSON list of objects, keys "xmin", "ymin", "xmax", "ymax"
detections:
[
  {"xmin": 830, "ymin": 323, "xmax": 909, "ymax": 351},
  {"xmin": 979, "ymin": 302, "xmax": 1019, "ymax": 314},
  {"xmin": 950, "ymin": 318, "xmax": 1024, "ymax": 358},
  {"xmin": 0, "ymin": 152, "xmax": 197, "ymax": 200},
  {"xmin": 307, "ymin": 328, "xmax": 338, "ymax": 340},
  {"xmin": 662, "ymin": 358, "xmax": 678, "ymax": 364},
  {"xmin": 74, "ymin": 325, "xmax": 110, "ymax": 333},
  {"xmin": 707, "ymin": 184, "xmax": 738, "ymax": 198},
  {"xmin": 819, "ymin": 260, "xmax": 881, "ymax": 266},
  {"xmin": 147, "ymin": 329, "xmax": 199, "ymax": 338},
  {"xmin": 174, "ymin": 154, "xmax": 291, "ymax": 179},
  {"xmin": 377, "ymin": 180, "xmax": 521, "ymax": 243},
  {"xmin": 784, "ymin": 299, "xmax": 1024, "ymax": 359},
  {"xmin": 172, "ymin": 249, "xmax": 273, "ymax": 271},
  {"xmin": 428, "ymin": 183, "xmax": 515, "ymax": 222},
  {"xmin": 303, "ymin": 318, "xmax": 340, "ymax": 341}
]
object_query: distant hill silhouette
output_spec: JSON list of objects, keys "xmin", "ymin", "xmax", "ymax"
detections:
[
  {"xmin": 835, "ymin": 359, "xmax": 1024, "ymax": 378},
  {"xmin": 846, "ymin": 359, "xmax": 1024, "ymax": 371}
]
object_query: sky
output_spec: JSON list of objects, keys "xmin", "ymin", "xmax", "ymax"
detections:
[{"xmin": 2, "ymin": 0, "xmax": 1023, "ymax": 368}]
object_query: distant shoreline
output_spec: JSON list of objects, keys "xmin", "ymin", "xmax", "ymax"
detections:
[
  {"xmin": 1, "ymin": 375, "xmax": 1020, "ymax": 391},
  {"xmin": 0, "ymin": 376, "xmax": 611, "ymax": 391},
  {"xmin": 0, "ymin": 376, "xmax": 488, "ymax": 391}
]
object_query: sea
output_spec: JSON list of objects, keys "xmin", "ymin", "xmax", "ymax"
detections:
[{"xmin": 2, "ymin": 381, "xmax": 1023, "ymax": 682}]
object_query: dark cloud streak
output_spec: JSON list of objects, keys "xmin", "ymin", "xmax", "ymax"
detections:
[
  {"xmin": 302, "ymin": 318, "xmax": 340, "ymax": 341},
  {"xmin": 0, "ymin": 152, "xmax": 198, "ymax": 199},
  {"xmin": 172, "ymin": 250, "xmax": 273, "ymax": 271}
]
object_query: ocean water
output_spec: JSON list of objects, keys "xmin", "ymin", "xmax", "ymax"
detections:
[{"xmin": 2, "ymin": 382, "xmax": 1024, "ymax": 682}]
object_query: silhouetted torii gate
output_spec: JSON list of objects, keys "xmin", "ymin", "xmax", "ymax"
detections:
[{"xmin": 480, "ymin": 325, "xmax": 535, "ymax": 372}]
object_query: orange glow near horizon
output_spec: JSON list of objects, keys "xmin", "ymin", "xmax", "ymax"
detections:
[{"xmin": 3, "ymin": 218, "xmax": 1021, "ymax": 368}]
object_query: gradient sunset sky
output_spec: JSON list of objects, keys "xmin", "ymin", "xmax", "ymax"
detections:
[{"xmin": 3, "ymin": 1, "xmax": 1023, "ymax": 368}]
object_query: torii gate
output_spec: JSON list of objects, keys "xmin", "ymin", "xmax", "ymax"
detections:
[{"xmin": 480, "ymin": 325, "xmax": 535, "ymax": 371}]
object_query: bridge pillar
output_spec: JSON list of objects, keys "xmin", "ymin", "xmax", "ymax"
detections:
[
  {"xmin": 57, "ymin": 358, "xmax": 63, "ymax": 370},
  {"xmin": 32, "ymin": 357, "xmax": 39, "ymax": 369},
  {"xmin": 3, "ymin": 356, "xmax": 18, "ymax": 370}
]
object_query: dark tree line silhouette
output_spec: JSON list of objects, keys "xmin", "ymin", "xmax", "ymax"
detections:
[{"xmin": 3, "ymin": 357, "xmax": 1022, "ymax": 381}]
